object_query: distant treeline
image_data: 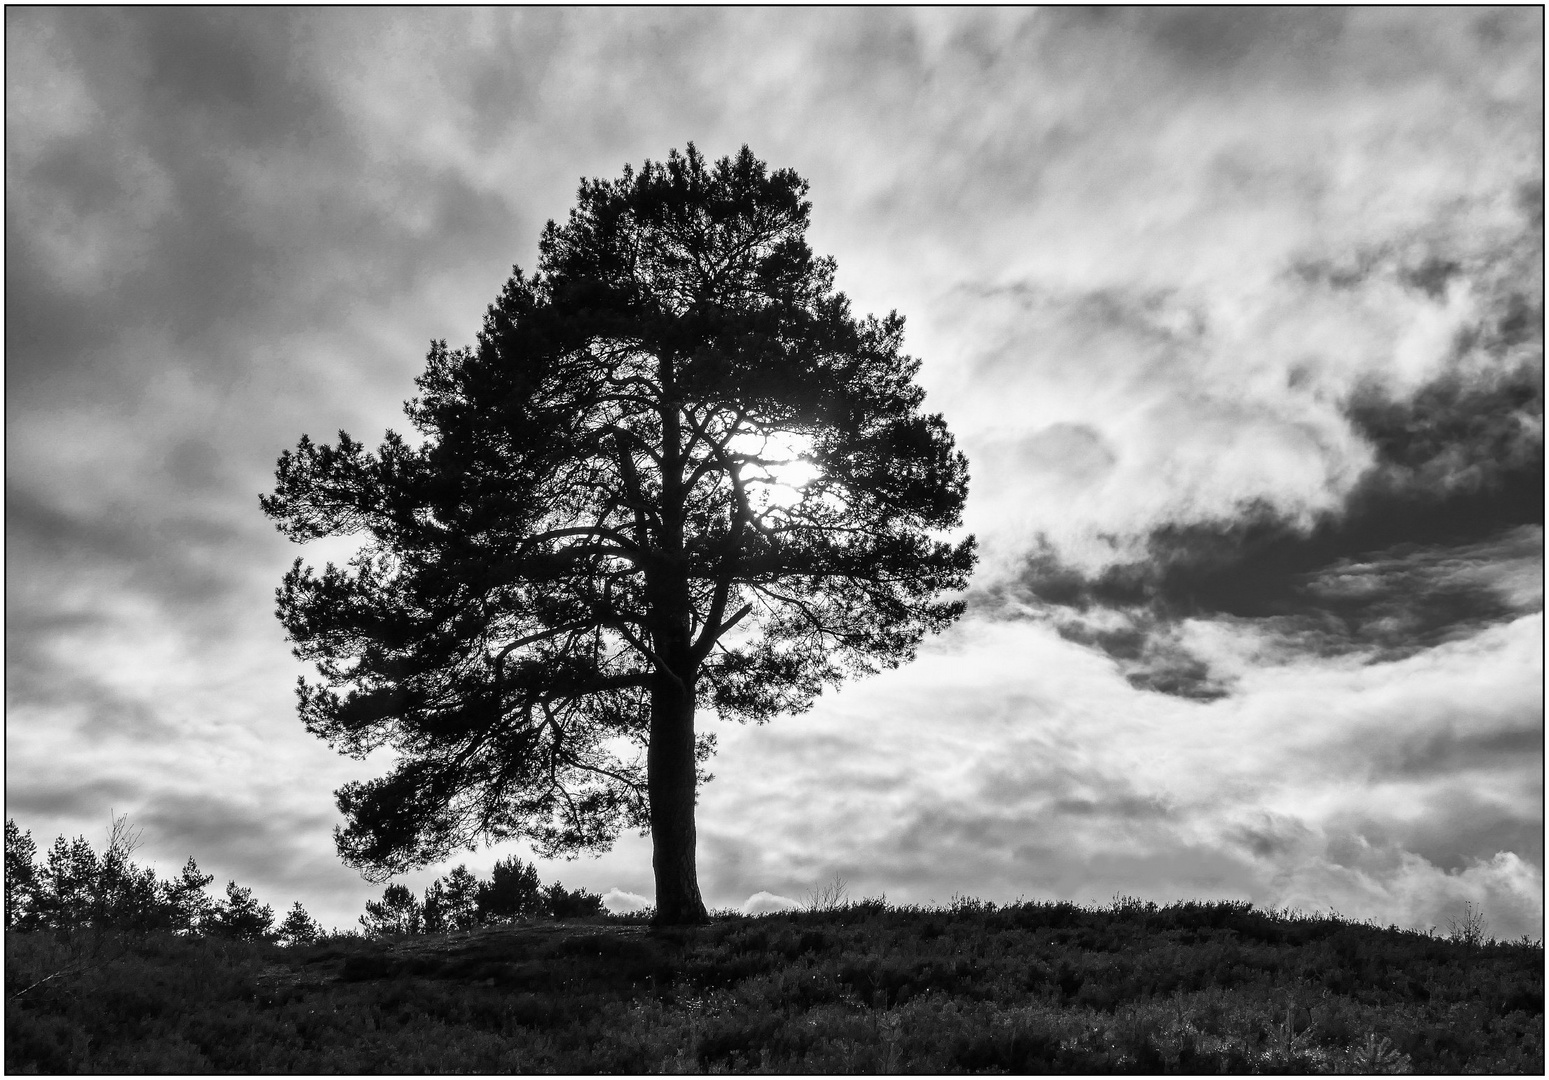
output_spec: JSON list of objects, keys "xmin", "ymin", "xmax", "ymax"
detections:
[
  {"xmin": 4, "ymin": 816, "xmax": 603, "ymax": 944},
  {"xmin": 358, "ymin": 857, "xmax": 605, "ymax": 935}
]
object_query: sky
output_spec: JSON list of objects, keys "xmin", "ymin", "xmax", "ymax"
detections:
[{"xmin": 6, "ymin": 8, "xmax": 1543, "ymax": 939}]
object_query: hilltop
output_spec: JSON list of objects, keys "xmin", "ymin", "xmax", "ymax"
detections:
[{"xmin": 5, "ymin": 896, "xmax": 1541, "ymax": 1073}]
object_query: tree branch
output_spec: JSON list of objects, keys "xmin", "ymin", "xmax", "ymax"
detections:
[
  {"xmin": 558, "ymin": 754, "xmax": 647, "ymax": 795},
  {"xmin": 606, "ymin": 619, "xmax": 686, "ymax": 692},
  {"xmin": 690, "ymin": 601, "xmax": 754, "ymax": 667}
]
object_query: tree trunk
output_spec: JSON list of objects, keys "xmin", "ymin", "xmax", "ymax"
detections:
[
  {"xmin": 649, "ymin": 362, "xmax": 707, "ymax": 926},
  {"xmin": 648, "ymin": 672, "xmax": 709, "ymax": 925}
]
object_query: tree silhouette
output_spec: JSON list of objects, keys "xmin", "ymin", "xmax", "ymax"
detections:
[
  {"xmin": 359, "ymin": 882, "xmax": 422, "ymax": 937},
  {"xmin": 440, "ymin": 865, "xmax": 481, "ymax": 931},
  {"xmin": 278, "ymin": 900, "xmax": 322, "ymax": 946},
  {"xmin": 6, "ymin": 815, "xmax": 218, "ymax": 935},
  {"xmin": 161, "ymin": 858, "xmax": 216, "ymax": 933},
  {"xmin": 476, "ymin": 855, "xmax": 544, "ymax": 923},
  {"xmin": 5, "ymin": 820, "xmax": 39, "ymax": 930},
  {"xmin": 261, "ymin": 145, "xmax": 975, "ymax": 924},
  {"xmin": 209, "ymin": 881, "xmax": 275, "ymax": 942}
]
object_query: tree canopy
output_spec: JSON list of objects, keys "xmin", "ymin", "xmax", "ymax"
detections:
[{"xmin": 261, "ymin": 145, "xmax": 975, "ymax": 923}]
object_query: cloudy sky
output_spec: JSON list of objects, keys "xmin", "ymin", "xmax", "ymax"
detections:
[{"xmin": 7, "ymin": 8, "xmax": 1543, "ymax": 938}]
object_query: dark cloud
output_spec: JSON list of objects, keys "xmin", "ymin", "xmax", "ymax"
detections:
[
  {"xmin": 1348, "ymin": 367, "xmax": 1542, "ymax": 500},
  {"xmin": 7, "ymin": 10, "xmax": 327, "ymax": 398},
  {"xmin": 136, "ymin": 790, "xmax": 338, "ymax": 883},
  {"xmin": 1050, "ymin": 612, "xmax": 1231, "ymax": 701},
  {"xmin": 6, "ymin": 776, "xmax": 148, "ymax": 823},
  {"xmin": 1141, "ymin": 8, "xmax": 1347, "ymax": 77},
  {"xmin": 2, "ymin": 477, "xmax": 284, "ymax": 751},
  {"xmin": 4, "ymin": 481, "xmax": 269, "ymax": 626},
  {"xmin": 1228, "ymin": 813, "xmax": 1317, "ymax": 861},
  {"xmin": 4, "ymin": 8, "xmax": 524, "ymax": 409},
  {"xmin": 1366, "ymin": 725, "xmax": 1543, "ymax": 784},
  {"xmin": 1005, "ymin": 520, "xmax": 1538, "ymax": 699},
  {"xmin": 1327, "ymin": 789, "xmax": 1545, "ymax": 877},
  {"xmin": 979, "ymin": 176, "xmax": 1544, "ymax": 696},
  {"xmin": 989, "ymin": 342, "xmax": 1542, "ymax": 694},
  {"xmin": 1049, "ymin": 792, "xmax": 1174, "ymax": 820},
  {"xmin": 162, "ymin": 437, "xmax": 227, "ymax": 495},
  {"xmin": 5, "ymin": 661, "xmax": 180, "ymax": 743}
]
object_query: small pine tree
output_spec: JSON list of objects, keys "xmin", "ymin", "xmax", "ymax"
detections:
[
  {"xmin": 476, "ymin": 856, "xmax": 544, "ymax": 924},
  {"xmin": 92, "ymin": 814, "xmax": 163, "ymax": 932},
  {"xmin": 210, "ymin": 881, "xmax": 276, "ymax": 941},
  {"xmin": 359, "ymin": 882, "xmax": 423, "ymax": 937},
  {"xmin": 545, "ymin": 881, "xmax": 606, "ymax": 919},
  {"xmin": 39, "ymin": 834, "xmax": 101, "ymax": 929},
  {"xmin": 159, "ymin": 858, "xmax": 215, "ymax": 934},
  {"xmin": 420, "ymin": 880, "xmax": 449, "ymax": 935},
  {"xmin": 5, "ymin": 819, "xmax": 39, "ymax": 930},
  {"xmin": 278, "ymin": 901, "xmax": 321, "ymax": 946},
  {"xmin": 441, "ymin": 865, "xmax": 481, "ymax": 931}
]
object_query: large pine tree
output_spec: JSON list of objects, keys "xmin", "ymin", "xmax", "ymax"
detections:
[{"xmin": 261, "ymin": 145, "xmax": 975, "ymax": 924}]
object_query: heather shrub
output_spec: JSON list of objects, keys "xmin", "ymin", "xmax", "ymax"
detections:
[{"xmin": 6, "ymin": 820, "xmax": 1540, "ymax": 1074}]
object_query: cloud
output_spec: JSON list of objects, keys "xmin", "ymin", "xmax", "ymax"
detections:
[
  {"xmin": 6, "ymin": 780, "xmax": 147, "ymax": 823},
  {"xmin": 908, "ymin": 9, "xmax": 1541, "ymax": 601},
  {"xmin": 690, "ymin": 614, "xmax": 1542, "ymax": 938},
  {"xmin": 1269, "ymin": 850, "xmax": 1544, "ymax": 942},
  {"xmin": 135, "ymin": 791, "xmax": 336, "ymax": 882},
  {"xmin": 4, "ymin": 8, "xmax": 1539, "ymax": 943},
  {"xmin": 601, "ymin": 888, "xmax": 651, "ymax": 915},
  {"xmin": 1001, "ymin": 521, "xmax": 1541, "ymax": 698},
  {"xmin": 4, "ymin": 10, "xmax": 539, "ymax": 410},
  {"xmin": 741, "ymin": 891, "xmax": 801, "ymax": 915},
  {"xmin": 5, "ymin": 480, "xmax": 270, "ymax": 633},
  {"xmin": 977, "ymin": 213, "xmax": 1543, "ymax": 695},
  {"xmin": 1127, "ymin": 8, "xmax": 1347, "ymax": 79}
]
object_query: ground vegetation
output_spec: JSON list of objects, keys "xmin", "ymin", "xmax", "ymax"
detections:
[{"xmin": 7, "ymin": 891, "xmax": 1540, "ymax": 1074}]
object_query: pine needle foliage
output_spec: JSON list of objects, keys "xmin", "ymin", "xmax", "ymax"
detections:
[{"xmin": 259, "ymin": 144, "xmax": 975, "ymax": 922}]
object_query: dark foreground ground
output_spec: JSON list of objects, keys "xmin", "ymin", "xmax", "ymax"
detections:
[{"xmin": 5, "ymin": 898, "xmax": 1542, "ymax": 1073}]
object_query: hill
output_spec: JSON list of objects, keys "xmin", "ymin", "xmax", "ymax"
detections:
[{"xmin": 5, "ymin": 897, "xmax": 1542, "ymax": 1073}]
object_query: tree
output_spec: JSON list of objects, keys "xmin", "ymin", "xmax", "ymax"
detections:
[
  {"xmin": 359, "ymin": 882, "xmax": 423, "ymax": 937},
  {"xmin": 209, "ymin": 881, "xmax": 275, "ymax": 941},
  {"xmin": 278, "ymin": 901, "xmax": 322, "ymax": 946},
  {"xmin": 91, "ymin": 813, "xmax": 164, "ymax": 932},
  {"xmin": 261, "ymin": 144, "xmax": 975, "ymax": 924},
  {"xmin": 439, "ymin": 865, "xmax": 482, "ymax": 931},
  {"xmin": 476, "ymin": 855, "xmax": 544, "ymax": 923},
  {"xmin": 5, "ymin": 819, "xmax": 39, "ymax": 930},
  {"xmin": 159, "ymin": 857, "xmax": 216, "ymax": 934},
  {"xmin": 545, "ymin": 880, "xmax": 606, "ymax": 919},
  {"xmin": 420, "ymin": 879, "xmax": 450, "ymax": 935},
  {"xmin": 37, "ymin": 834, "xmax": 100, "ymax": 930},
  {"xmin": 7, "ymin": 815, "xmax": 216, "ymax": 936}
]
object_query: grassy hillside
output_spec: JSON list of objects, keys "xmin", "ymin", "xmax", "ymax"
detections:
[{"xmin": 5, "ymin": 897, "xmax": 1542, "ymax": 1073}]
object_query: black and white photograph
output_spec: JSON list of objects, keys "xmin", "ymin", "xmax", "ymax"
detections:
[{"xmin": 5, "ymin": 7, "xmax": 1543, "ymax": 1073}]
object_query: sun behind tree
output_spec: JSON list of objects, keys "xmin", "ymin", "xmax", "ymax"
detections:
[{"xmin": 261, "ymin": 145, "xmax": 975, "ymax": 925}]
